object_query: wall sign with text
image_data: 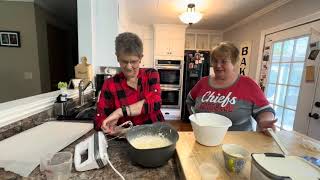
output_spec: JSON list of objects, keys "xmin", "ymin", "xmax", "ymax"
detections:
[{"xmin": 239, "ymin": 41, "xmax": 252, "ymax": 76}]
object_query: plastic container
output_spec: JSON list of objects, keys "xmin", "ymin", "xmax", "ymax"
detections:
[
  {"xmin": 222, "ymin": 144, "xmax": 250, "ymax": 173},
  {"xmin": 40, "ymin": 151, "xmax": 73, "ymax": 180},
  {"xmin": 189, "ymin": 113, "xmax": 232, "ymax": 146},
  {"xmin": 251, "ymin": 153, "xmax": 320, "ymax": 180},
  {"xmin": 199, "ymin": 163, "xmax": 219, "ymax": 180}
]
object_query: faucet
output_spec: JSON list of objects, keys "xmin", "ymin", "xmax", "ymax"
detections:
[{"xmin": 78, "ymin": 80, "xmax": 96, "ymax": 106}]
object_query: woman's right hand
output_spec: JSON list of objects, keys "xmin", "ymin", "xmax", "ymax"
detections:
[{"xmin": 101, "ymin": 108, "xmax": 123, "ymax": 135}]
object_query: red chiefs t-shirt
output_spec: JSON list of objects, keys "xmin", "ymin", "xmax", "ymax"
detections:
[{"xmin": 186, "ymin": 75, "xmax": 274, "ymax": 131}]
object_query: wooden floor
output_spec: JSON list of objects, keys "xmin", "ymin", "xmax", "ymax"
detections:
[{"xmin": 165, "ymin": 120, "xmax": 192, "ymax": 131}]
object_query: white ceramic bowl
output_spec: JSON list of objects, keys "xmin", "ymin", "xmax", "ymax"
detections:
[{"xmin": 189, "ymin": 113, "xmax": 232, "ymax": 146}]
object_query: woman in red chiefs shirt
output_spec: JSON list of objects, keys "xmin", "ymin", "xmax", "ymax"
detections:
[{"xmin": 95, "ymin": 32, "xmax": 164, "ymax": 135}]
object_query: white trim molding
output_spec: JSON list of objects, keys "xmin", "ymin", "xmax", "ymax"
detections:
[
  {"xmin": 223, "ymin": 0, "xmax": 292, "ymax": 33},
  {"xmin": 0, "ymin": 88, "xmax": 93, "ymax": 128},
  {"xmin": 255, "ymin": 10, "xmax": 320, "ymax": 81}
]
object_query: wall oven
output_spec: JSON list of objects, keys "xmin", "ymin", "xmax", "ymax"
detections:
[
  {"xmin": 155, "ymin": 60, "xmax": 183, "ymax": 88},
  {"xmin": 161, "ymin": 87, "xmax": 181, "ymax": 109}
]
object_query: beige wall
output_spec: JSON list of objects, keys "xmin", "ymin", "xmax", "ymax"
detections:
[
  {"xmin": 0, "ymin": 2, "xmax": 41, "ymax": 102},
  {"xmin": 0, "ymin": 2, "xmax": 74, "ymax": 103},
  {"xmin": 223, "ymin": 0, "xmax": 320, "ymax": 80}
]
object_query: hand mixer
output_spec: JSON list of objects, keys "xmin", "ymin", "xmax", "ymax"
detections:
[
  {"xmin": 74, "ymin": 131, "xmax": 108, "ymax": 171},
  {"xmin": 74, "ymin": 121, "xmax": 133, "ymax": 180}
]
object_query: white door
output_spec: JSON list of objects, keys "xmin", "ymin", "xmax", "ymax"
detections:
[
  {"xmin": 260, "ymin": 20, "xmax": 320, "ymax": 140},
  {"xmin": 308, "ymin": 39, "xmax": 320, "ymax": 139}
]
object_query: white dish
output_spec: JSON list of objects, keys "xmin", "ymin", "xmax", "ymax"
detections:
[{"xmin": 189, "ymin": 113, "xmax": 232, "ymax": 146}]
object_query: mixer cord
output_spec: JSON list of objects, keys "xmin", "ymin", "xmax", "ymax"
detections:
[{"xmin": 106, "ymin": 155, "xmax": 125, "ymax": 180}]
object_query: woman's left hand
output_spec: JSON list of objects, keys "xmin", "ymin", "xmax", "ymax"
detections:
[{"xmin": 258, "ymin": 119, "xmax": 277, "ymax": 136}]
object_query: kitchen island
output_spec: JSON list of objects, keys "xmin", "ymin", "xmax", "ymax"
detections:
[
  {"xmin": 176, "ymin": 131, "xmax": 320, "ymax": 180},
  {"xmin": 1, "ymin": 122, "xmax": 320, "ymax": 180},
  {"xmin": 0, "ymin": 129, "xmax": 180, "ymax": 180}
]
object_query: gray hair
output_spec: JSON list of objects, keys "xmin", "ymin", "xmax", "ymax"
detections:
[{"xmin": 115, "ymin": 32, "xmax": 143, "ymax": 57}]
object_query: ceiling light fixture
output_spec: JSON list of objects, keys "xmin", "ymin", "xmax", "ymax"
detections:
[{"xmin": 179, "ymin": 3, "xmax": 202, "ymax": 25}]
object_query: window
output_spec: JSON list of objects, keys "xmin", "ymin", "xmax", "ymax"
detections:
[{"xmin": 265, "ymin": 36, "xmax": 309, "ymax": 130}]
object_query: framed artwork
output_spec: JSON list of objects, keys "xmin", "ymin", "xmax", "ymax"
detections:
[{"xmin": 0, "ymin": 31, "xmax": 21, "ymax": 47}]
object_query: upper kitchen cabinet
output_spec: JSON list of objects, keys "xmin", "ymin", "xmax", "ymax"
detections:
[
  {"xmin": 209, "ymin": 34, "xmax": 222, "ymax": 50},
  {"xmin": 153, "ymin": 24, "xmax": 187, "ymax": 60},
  {"xmin": 185, "ymin": 30, "xmax": 222, "ymax": 51},
  {"xmin": 141, "ymin": 38, "xmax": 154, "ymax": 68},
  {"xmin": 122, "ymin": 23, "xmax": 154, "ymax": 68}
]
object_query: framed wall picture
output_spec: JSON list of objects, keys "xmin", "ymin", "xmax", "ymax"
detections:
[{"xmin": 0, "ymin": 31, "xmax": 21, "ymax": 47}]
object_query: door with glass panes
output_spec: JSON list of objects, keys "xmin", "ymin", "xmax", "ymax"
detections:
[{"xmin": 262, "ymin": 21, "xmax": 320, "ymax": 140}]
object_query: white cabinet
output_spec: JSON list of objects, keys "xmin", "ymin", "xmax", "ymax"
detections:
[
  {"xmin": 121, "ymin": 23, "xmax": 154, "ymax": 68},
  {"xmin": 185, "ymin": 31, "xmax": 222, "ymax": 51},
  {"xmin": 141, "ymin": 39, "xmax": 154, "ymax": 68},
  {"xmin": 196, "ymin": 34, "xmax": 209, "ymax": 50},
  {"xmin": 185, "ymin": 34, "xmax": 196, "ymax": 50},
  {"xmin": 154, "ymin": 24, "xmax": 186, "ymax": 60},
  {"xmin": 210, "ymin": 34, "xmax": 222, "ymax": 50}
]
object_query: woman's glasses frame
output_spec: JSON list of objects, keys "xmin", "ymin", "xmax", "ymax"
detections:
[{"xmin": 118, "ymin": 57, "xmax": 141, "ymax": 68}]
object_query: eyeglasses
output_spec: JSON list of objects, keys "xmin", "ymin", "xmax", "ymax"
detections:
[
  {"xmin": 118, "ymin": 58, "xmax": 141, "ymax": 68},
  {"xmin": 211, "ymin": 59, "xmax": 232, "ymax": 65}
]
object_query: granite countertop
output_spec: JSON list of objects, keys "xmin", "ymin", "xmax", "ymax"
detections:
[{"xmin": 0, "ymin": 130, "xmax": 181, "ymax": 180}]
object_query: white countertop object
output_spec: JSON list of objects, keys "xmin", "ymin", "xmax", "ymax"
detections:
[{"xmin": 0, "ymin": 121, "xmax": 93, "ymax": 177}]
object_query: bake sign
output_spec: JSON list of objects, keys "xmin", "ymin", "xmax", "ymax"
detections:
[{"xmin": 239, "ymin": 41, "xmax": 252, "ymax": 76}]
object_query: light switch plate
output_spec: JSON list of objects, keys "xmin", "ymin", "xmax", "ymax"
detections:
[{"xmin": 24, "ymin": 72, "xmax": 32, "ymax": 80}]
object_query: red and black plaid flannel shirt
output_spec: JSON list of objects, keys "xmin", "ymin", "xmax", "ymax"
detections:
[{"xmin": 95, "ymin": 68, "xmax": 164, "ymax": 130}]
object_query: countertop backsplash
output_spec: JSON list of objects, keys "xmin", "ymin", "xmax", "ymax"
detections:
[{"xmin": 0, "ymin": 93, "xmax": 94, "ymax": 141}]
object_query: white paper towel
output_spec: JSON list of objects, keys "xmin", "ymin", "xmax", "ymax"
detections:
[{"xmin": 0, "ymin": 121, "xmax": 93, "ymax": 177}]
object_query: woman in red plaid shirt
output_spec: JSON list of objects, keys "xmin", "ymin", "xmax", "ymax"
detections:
[{"xmin": 95, "ymin": 32, "xmax": 164, "ymax": 135}]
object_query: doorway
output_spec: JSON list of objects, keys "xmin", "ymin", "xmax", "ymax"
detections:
[
  {"xmin": 47, "ymin": 24, "xmax": 77, "ymax": 91},
  {"xmin": 260, "ymin": 20, "xmax": 320, "ymax": 140}
]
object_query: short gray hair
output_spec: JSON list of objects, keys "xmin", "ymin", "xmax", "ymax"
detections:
[{"xmin": 115, "ymin": 32, "xmax": 143, "ymax": 57}]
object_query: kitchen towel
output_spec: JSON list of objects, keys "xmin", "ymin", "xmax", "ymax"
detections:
[{"xmin": 0, "ymin": 121, "xmax": 93, "ymax": 177}]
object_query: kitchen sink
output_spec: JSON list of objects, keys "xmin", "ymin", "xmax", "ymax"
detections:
[{"xmin": 56, "ymin": 100, "xmax": 96, "ymax": 121}]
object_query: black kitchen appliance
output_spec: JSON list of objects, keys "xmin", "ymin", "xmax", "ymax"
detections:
[
  {"xmin": 95, "ymin": 74, "xmax": 113, "ymax": 97},
  {"xmin": 181, "ymin": 50, "xmax": 211, "ymax": 121}
]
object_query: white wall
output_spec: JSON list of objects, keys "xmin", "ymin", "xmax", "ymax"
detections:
[
  {"xmin": 78, "ymin": 0, "xmax": 119, "ymax": 72},
  {"xmin": 77, "ymin": 0, "xmax": 93, "ymax": 63},
  {"xmin": 0, "ymin": 2, "xmax": 41, "ymax": 102},
  {"xmin": 223, "ymin": 0, "xmax": 320, "ymax": 81},
  {"xmin": 77, "ymin": 0, "xmax": 93, "ymax": 64},
  {"xmin": 94, "ymin": 0, "xmax": 119, "ymax": 68}
]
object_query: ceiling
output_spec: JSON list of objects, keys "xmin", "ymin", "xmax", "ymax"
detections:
[
  {"xmin": 31, "ymin": 0, "xmax": 280, "ymax": 30},
  {"xmin": 124, "ymin": 0, "xmax": 279, "ymax": 30}
]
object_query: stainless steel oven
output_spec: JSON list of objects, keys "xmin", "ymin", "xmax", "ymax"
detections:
[
  {"xmin": 155, "ymin": 60, "xmax": 183, "ymax": 88},
  {"xmin": 161, "ymin": 87, "xmax": 181, "ymax": 109}
]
